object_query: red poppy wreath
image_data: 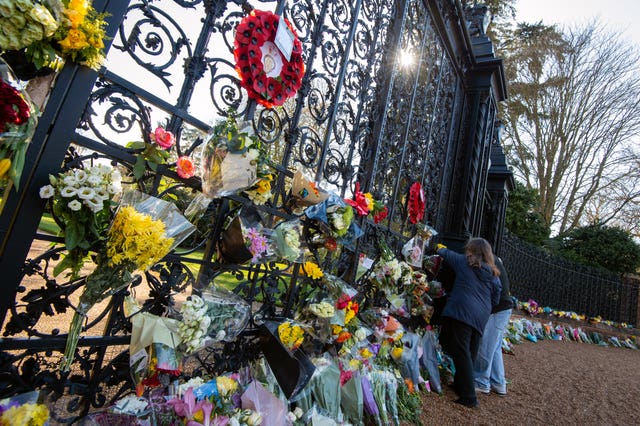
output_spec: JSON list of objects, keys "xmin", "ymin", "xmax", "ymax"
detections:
[{"xmin": 234, "ymin": 9, "xmax": 305, "ymax": 108}]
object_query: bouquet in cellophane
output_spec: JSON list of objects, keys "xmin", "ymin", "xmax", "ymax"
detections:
[
  {"xmin": 60, "ymin": 190, "xmax": 195, "ymax": 372},
  {"xmin": 0, "ymin": 58, "xmax": 37, "ymax": 203}
]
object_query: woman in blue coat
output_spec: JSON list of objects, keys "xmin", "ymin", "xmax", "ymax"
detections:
[{"xmin": 437, "ymin": 238, "xmax": 501, "ymax": 408}]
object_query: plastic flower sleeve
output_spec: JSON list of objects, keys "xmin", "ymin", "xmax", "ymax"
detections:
[
  {"xmin": 199, "ymin": 286, "xmax": 251, "ymax": 342},
  {"xmin": 241, "ymin": 381, "xmax": 287, "ymax": 426},
  {"xmin": 340, "ymin": 372, "xmax": 364, "ymax": 425},
  {"xmin": 401, "ymin": 224, "xmax": 438, "ymax": 268},
  {"xmin": 0, "ymin": 390, "xmax": 50, "ymax": 426},
  {"xmin": 200, "ymin": 116, "xmax": 260, "ymax": 198},
  {"xmin": 61, "ymin": 191, "xmax": 195, "ymax": 372},
  {"xmin": 119, "ymin": 190, "xmax": 196, "ymax": 255},
  {"xmin": 219, "ymin": 206, "xmax": 273, "ymax": 264},
  {"xmin": 309, "ymin": 357, "xmax": 342, "ymax": 420},
  {"xmin": 0, "ymin": 58, "xmax": 37, "ymax": 196},
  {"xmin": 304, "ymin": 193, "xmax": 363, "ymax": 248},
  {"xmin": 272, "ymin": 219, "xmax": 306, "ymax": 262},
  {"xmin": 420, "ymin": 329, "xmax": 442, "ymax": 393}
]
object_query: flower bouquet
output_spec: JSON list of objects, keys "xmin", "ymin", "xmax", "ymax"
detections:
[
  {"xmin": 60, "ymin": 190, "xmax": 195, "ymax": 372},
  {"xmin": 0, "ymin": 0, "xmax": 110, "ymax": 76},
  {"xmin": 288, "ymin": 169, "xmax": 329, "ymax": 209},
  {"xmin": 272, "ymin": 219, "xmax": 305, "ymax": 262},
  {"xmin": 129, "ymin": 311, "xmax": 182, "ymax": 394},
  {"xmin": 260, "ymin": 320, "xmax": 316, "ymax": 399},
  {"xmin": 219, "ymin": 206, "xmax": 274, "ymax": 264},
  {"xmin": 345, "ymin": 182, "xmax": 388, "ymax": 224},
  {"xmin": 39, "ymin": 163, "xmax": 121, "ymax": 278},
  {"xmin": 0, "ymin": 59, "xmax": 37, "ymax": 199},
  {"xmin": 176, "ymin": 287, "xmax": 251, "ymax": 355},
  {"xmin": 0, "ymin": 391, "xmax": 50, "ymax": 426},
  {"xmin": 401, "ymin": 224, "xmax": 437, "ymax": 268},
  {"xmin": 200, "ymin": 114, "xmax": 268, "ymax": 199},
  {"xmin": 304, "ymin": 193, "xmax": 363, "ymax": 248}
]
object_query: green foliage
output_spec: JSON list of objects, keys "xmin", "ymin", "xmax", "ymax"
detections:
[
  {"xmin": 550, "ymin": 223, "xmax": 640, "ymax": 274},
  {"xmin": 505, "ymin": 181, "xmax": 550, "ymax": 246}
]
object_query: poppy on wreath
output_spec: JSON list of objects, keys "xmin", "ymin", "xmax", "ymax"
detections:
[{"xmin": 234, "ymin": 9, "xmax": 305, "ymax": 108}]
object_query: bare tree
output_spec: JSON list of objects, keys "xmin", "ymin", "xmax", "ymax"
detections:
[{"xmin": 497, "ymin": 21, "xmax": 640, "ymax": 235}]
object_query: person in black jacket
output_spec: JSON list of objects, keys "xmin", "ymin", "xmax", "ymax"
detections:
[
  {"xmin": 436, "ymin": 238, "xmax": 501, "ymax": 408},
  {"xmin": 473, "ymin": 256, "xmax": 514, "ymax": 396}
]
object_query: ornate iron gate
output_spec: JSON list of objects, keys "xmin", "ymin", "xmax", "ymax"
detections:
[{"xmin": 0, "ymin": 0, "xmax": 507, "ymax": 421}]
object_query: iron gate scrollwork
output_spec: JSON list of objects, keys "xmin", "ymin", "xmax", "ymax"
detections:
[{"xmin": 0, "ymin": 0, "xmax": 507, "ymax": 421}]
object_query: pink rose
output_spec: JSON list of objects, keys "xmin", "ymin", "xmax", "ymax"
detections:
[
  {"xmin": 150, "ymin": 126, "xmax": 175, "ymax": 149},
  {"xmin": 176, "ymin": 156, "xmax": 195, "ymax": 179}
]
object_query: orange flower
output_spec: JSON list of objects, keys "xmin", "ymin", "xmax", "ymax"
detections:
[
  {"xmin": 176, "ymin": 156, "xmax": 195, "ymax": 179},
  {"xmin": 336, "ymin": 331, "xmax": 352, "ymax": 343},
  {"xmin": 404, "ymin": 378, "xmax": 415, "ymax": 393}
]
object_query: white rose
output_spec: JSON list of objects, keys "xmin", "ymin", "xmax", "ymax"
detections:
[
  {"xmin": 67, "ymin": 200, "xmax": 82, "ymax": 211},
  {"xmin": 39, "ymin": 185, "xmax": 54, "ymax": 199},
  {"xmin": 286, "ymin": 412, "xmax": 297, "ymax": 422},
  {"xmin": 293, "ymin": 406, "xmax": 304, "ymax": 418}
]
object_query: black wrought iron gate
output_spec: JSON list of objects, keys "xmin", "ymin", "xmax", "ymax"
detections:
[{"xmin": 0, "ymin": 0, "xmax": 508, "ymax": 422}]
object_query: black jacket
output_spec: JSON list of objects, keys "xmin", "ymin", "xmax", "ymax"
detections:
[{"xmin": 493, "ymin": 257, "xmax": 515, "ymax": 313}]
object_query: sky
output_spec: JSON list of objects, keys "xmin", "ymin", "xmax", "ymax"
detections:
[{"xmin": 515, "ymin": 0, "xmax": 640, "ymax": 46}]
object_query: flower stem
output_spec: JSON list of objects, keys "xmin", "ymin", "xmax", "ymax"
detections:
[{"xmin": 60, "ymin": 302, "xmax": 89, "ymax": 372}]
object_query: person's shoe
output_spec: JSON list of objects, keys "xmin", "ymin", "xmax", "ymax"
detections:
[
  {"xmin": 475, "ymin": 387, "xmax": 490, "ymax": 394},
  {"xmin": 491, "ymin": 385, "xmax": 507, "ymax": 395},
  {"xmin": 454, "ymin": 398, "xmax": 479, "ymax": 408}
]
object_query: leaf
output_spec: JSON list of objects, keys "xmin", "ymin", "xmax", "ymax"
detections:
[
  {"xmin": 126, "ymin": 141, "xmax": 146, "ymax": 150},
  {"xmin": 65, "ymin": 219, "xmax": 85, "ymax": 250},
  {"xmin": 133, "ymin": 156, "xmax": 146, "ymax": 179},
  {"xmin": 53, "ymin": 255, "xmax": 78, "ymax": 277}
]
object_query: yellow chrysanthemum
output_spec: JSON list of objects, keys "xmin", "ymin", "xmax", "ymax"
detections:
[
  {"xmin": 303, "ymin": 261, "xmax": 323, "ymax": 280},
  {"xmin": 331, "ymin": 324, "xmax": 342, "ymax": 335},
  {"xmin": 277, "ymin": 322, "xmax": 304, "ymax": 350},
  {"xmin": 1, "ymin": 403, "xmax": 49, "ymax": 426},
  {"xmin": 106, "ymin": 206, "xmax": 174, "ymax": 270}
]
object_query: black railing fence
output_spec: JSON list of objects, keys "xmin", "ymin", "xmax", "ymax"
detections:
[{"xmin": 501, "ymin": 231, "xmax": 640, "ymax": 326}]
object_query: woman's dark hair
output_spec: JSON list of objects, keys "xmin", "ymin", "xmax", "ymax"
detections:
[{"xmin": 464, "ymin": 237, "xmax": 500, "ymax": 276}]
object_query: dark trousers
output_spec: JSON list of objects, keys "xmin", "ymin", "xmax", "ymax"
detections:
[{"xmin": 440, "ymin": 317, "xmax": 481, "ymax": 404}]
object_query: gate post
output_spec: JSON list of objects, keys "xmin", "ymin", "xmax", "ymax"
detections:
[{"xmin": 0, "ymin": 0, "xmax": 130, "ymax": 328}]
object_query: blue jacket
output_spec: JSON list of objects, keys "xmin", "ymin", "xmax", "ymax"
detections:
[{"xmin": 437, "ymin": 248, "xmax": 502, "ymax": 335}]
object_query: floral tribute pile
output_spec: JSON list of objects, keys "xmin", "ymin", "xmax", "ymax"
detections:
[
  {"xmin": 33, "ymin": 109, "xmax": 456, "ymax": 424},
  {"xmin": 502, "ymin": 298, "xmax": 639, "ymax": 353}
]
